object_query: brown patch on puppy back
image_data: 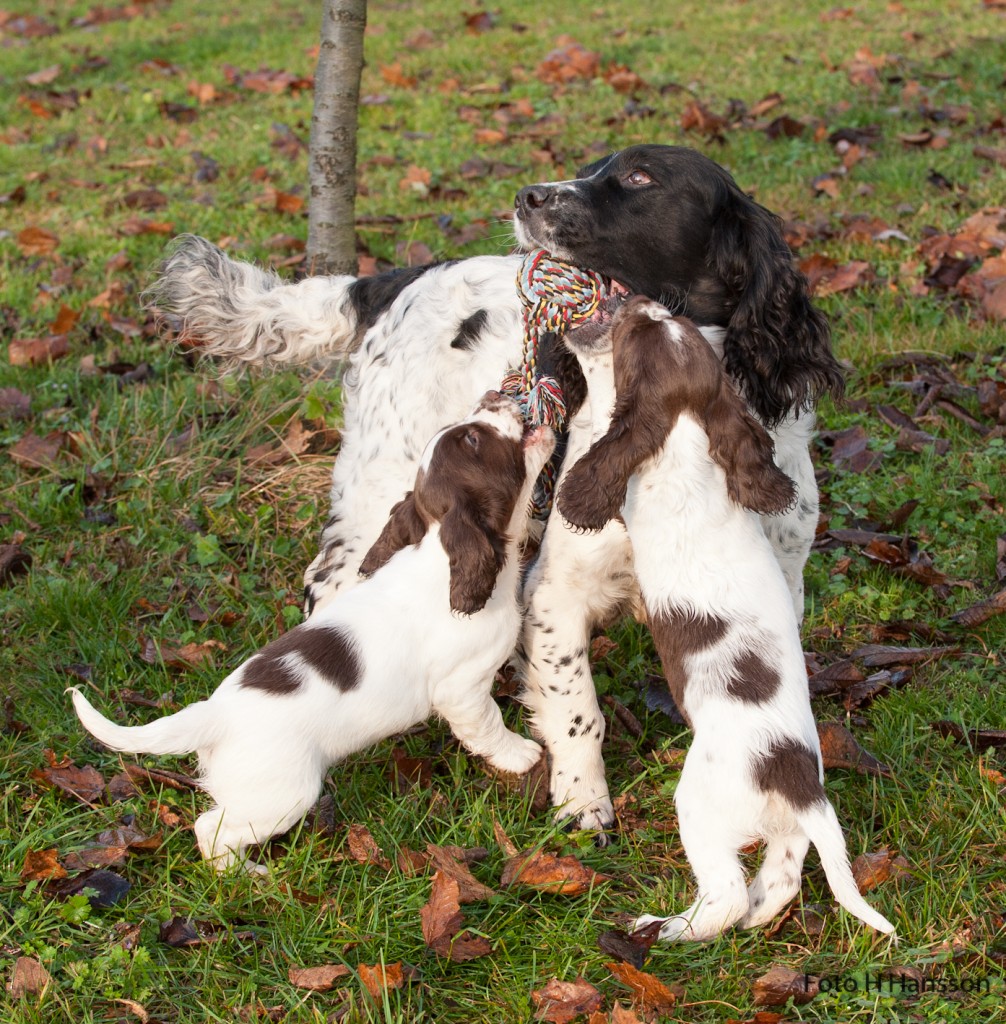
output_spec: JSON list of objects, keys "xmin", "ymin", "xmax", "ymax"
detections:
[
  {"xmin": 752, "ymin": 738, "xmax": 825, "ymax": 810},
  {"xmin": 726, "ymin": 648, "xmax": 782, "ymax": 703},
  {"xmin": 649, "ymin": 607, "xmax": 729, "ymax": 726},
  {"xmin": 239, "ymin": 625, "xmax": 362, "ymax": 696}
]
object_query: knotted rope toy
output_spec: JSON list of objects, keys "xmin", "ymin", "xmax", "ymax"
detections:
[{"xmin": 501, "ymin": 249, "xmax": 612, "ymax": 514}]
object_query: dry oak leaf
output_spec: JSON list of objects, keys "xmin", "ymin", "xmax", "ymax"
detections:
[
  {"xmin": 501, "ymin": 848, "xmax": 608, "ymax": 895},
  {"xmin": 817, "ymin": 721, "xmax": 892, "ymax": 778},
  {"xmin": 531, "ymin": 976, "xmax": 603, "ymax": 1023},
  {"xmin": 427, "ymin": 845, "xmax": 495, "ymax": 902},
  {"xmin": 288, "ymin": 963, "xmax": 352, "ymax": 991},
  {"xmin": 380, "ymin": 62, "xmax": 417, "ymax": 89},
  {"xmin": 606, "ymin": 961, "xmax": 682, "ymax": 1014},
  {"xmin": 851, "ymin": 849, "xmax": 912, "ymax": 892},
  {"xmin": 752, "ymin": 965, "xmax": 818, "ymax": 1006},
  {"xmin": 7, "ymin": 956, "xmax": 53, "ymax": 999}
]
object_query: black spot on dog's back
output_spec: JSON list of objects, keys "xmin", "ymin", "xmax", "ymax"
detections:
[
  {"xmin": 450, "ymin": 308, "xmax": 489, "ymax": 350},
  {"xmin": 347, "ymin": 263, "xmax": 451, "ymax": 329},
  {"xmin": 240, "ymin": 625, "xmax": 362, "ymax": 695}
]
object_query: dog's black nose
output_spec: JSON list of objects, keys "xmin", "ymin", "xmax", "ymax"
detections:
[{"xmin": 515, "ymin": 184, "xmax": 552, "ymax": 213}]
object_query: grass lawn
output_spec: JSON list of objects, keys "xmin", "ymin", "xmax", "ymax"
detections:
[{"xmin": 2, "ymin": 1, "xmax": 1005, "ymax": 1021}]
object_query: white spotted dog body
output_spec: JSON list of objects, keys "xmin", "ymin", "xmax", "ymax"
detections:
[
  {"xmin": 558, "ymin": 297, "xmax": 894, "ymax": 940},
  {"xmin": 149, "ymin": 145, "xmax": 843, "ymax": 834},
  {"xmin": 71, "ymin": 393, "xmax": 551, "ymax": 871}
]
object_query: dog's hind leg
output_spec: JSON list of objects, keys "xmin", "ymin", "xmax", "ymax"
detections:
[
  {"xmin": 193, "ymin": 808, "xmax": 266, "ymax": 875},
  {"xmin": 739, "ymin": 832, "xmax": 809, "ymax": 929}
]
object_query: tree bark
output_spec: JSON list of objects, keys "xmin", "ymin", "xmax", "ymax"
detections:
[{"xmin": 307, "ymin": 0, "xmax": 367, "ymax": 276}]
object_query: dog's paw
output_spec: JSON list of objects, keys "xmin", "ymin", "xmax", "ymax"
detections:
[
  {"xmin": 553, "ymin": 796, "xmax": 616, "ymax": 842},
  {"xmin": 487, "ymin": 735, "xmax": 543, "ymax": 775}
]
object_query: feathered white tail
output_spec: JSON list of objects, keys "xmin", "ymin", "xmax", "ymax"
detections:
[
  {"xmin": 146, "ymin": 235, "xmax": 359, "ymax": 370},
  {"xmin": 799, "ymin": 803, "xmax": 897, "ymax": 935},
  {"xmin": 69, "ymin": 687, "xmax": 215, "ymax": 757}
]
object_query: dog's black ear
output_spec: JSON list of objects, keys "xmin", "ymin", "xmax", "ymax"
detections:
[
  {"xmin": 359, "ymin": 492, "xmax": 427, "ymax": 576},
  {"xmin": 711, "ymin": 189, "xmax": 844, "ymax": 428},
  {"xmin": 705, "ymin": 377, "xmax": 798, "ymax": 515},
  {"xmin": 440, "ymin": 503, "xmax": 502, "ymax": 615}
]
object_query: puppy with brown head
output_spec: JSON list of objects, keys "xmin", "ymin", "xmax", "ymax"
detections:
[
  {"xmin": 72, "ymin": 392, "xmax": 552, "ymax": 872},
  {"xmin": 559, "ymin": 297, "xmax": 894, "ymax": 940}
]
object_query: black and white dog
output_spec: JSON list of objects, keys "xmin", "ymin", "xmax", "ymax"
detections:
[
  {"xmin": 72, "ymin": 393, "xmax": 552, "ymax": 871},
  {"xmin": 558, "ymin": 298, "xmax": 893, "ymax": 939},
  {"xmin": 150, "ymin": 144, "xmax": 842, "ymax": 837}
]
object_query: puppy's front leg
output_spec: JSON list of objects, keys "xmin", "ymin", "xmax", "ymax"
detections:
[
  {"xmin": 435, "ymin": 680, "xmax": 542, "ymax": 775},
  {"xmin": 518, "ymin": 519, "xmax": 636, "ymax": 838}
]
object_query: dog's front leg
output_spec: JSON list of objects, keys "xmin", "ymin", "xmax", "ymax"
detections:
[{"xmin": 518, "ymin": 517, "xmax": 636, "ymax": 840}]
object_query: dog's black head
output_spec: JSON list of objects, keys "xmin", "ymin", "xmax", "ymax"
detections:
[{"xmin": 514, "ymin": 144, "xmax": 843, "ymax": 427}]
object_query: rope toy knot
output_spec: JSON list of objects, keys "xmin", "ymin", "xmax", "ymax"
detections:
[{"xmin": 502, "ymin": 249, "xmax": 609, "ymax": 514}]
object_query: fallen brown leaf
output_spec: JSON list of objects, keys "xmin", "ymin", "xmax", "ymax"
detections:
[
  {"xmin": 817, "ymin": 721, "xmax": 892, "ymax": 777},
  {"xmin": 357, "ymin": 961, "xmax": 406, "ymax": 1000},
  {"xmin": 21, "ymin": 847, "xmax": 66, "ymax": 882},
  {"xmin": 932, "ymin": 720, "xmax": 1006, "ymax": 749},
  {"xmin": 288, "ymin": 963, "xmax": 352, "ymax": 991},
  {"xmin": 752, "ymin": 965, "xmax": 818, "ymax": 1006},
  {"xmin": 140, "ymin": 636, "xmax": 225, "ymax": 670},
  {"xmin": 31, "ymin": 760, "xmax": 105, "ymax": 803},
  {"xmin": 426, "ymin": 845, "xmax": 495, "ymax": 902},
  {"xmin": 501, "ymin": 848, "xmax": 607, "ymax": 895},
  {"xmin": 851, "ymin": 848, "xmax": 912, "ymax": 891},
  {"xmin": 123, "ymin": 763, "xmax": 198, "ymax": 791},
  {"xmin": 531, "ymin": 976, "xmax": 603, "ymax": 1023},
  {"xmin": 0, "ymin": 544, "xmax": 32, "ymax": 585},
  {"xmin": 606, "ymin": 961, "xmax": 682, "ymax": 1014},
  {"xmin": 420, "ymin": 872, "xmax": 493, "ymax": 962},
  {"xmin": 16, "ymin": 225, "xmax": 59, "ymax": 256},
  {"xmin": 7, "ymin": 956, "xmax": 53, "ymax": 998},
  {"xmin": 346, "ymin": 823, "xmax": 392, "ymax": 870},
  {"xmin": 8, "ymin": 336, "xmax": 69, "ymax": 368},
  {"xmin": 950, "ymin": 588, "xmax": 1006, "ymax": 627},
  {"xmin": 536, "ymin": 39, "xmax": 600, "ymax": 85}
]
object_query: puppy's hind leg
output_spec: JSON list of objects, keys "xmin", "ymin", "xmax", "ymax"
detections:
[
  {"xmin": 740, "ymin": 832, "xmax": 810, "ymax": 929},
  {"xmin": 634, "ymin": 770, "xmax": 749, "ymax": 941},
  {"xmin": 193, "ymin": 808, "xmax": 267, "ymax": 875}
]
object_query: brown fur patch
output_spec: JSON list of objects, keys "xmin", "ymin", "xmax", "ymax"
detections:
[
  {"xmin": 752, "ymin": 738, "xmax": 825, "ymax": 810},
  {"xmin": 648, "ymin": 607, "xmax": 729, "ymax": 726},
  {"xmin": 725, "ymin": 648, "xmax": 782, "ymax": 703},
  {"xmin": 239, "ymin": 625, "xmax": 362, "ymax": 695}
]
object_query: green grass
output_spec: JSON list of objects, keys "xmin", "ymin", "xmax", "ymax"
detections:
[{"xmin": 2, "ymin": 1, "xmax": 1005, "ymax": 1021}]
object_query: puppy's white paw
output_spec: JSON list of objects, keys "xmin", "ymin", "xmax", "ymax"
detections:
[
  {"xmin": 632, "ymin": 913, "xmax": 693, "ymax": 942},
  {"xmin": 487, "ymin": 735, "xmax": 543, "ymax": 775}
]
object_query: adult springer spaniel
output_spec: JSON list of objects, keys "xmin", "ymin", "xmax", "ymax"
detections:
[
  {"xmin": 150, "ymin": 144, "xmax": 843, "ymax": 838},
  {"xmin": 558, "ymin": 298, "xmax": 893, "ymax": 939},
  {"xmin": 71, "ymin": 392, "xmax": 552, "ymax": 871}
]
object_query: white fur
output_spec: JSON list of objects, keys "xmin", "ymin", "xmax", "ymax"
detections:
[
  {"xmin": 568, "ymin": 305, "xmax": 895, "ymax": 938},
  {"xmin": 70, "ymin": 398, "xmax": 550, "ymax": 871}
]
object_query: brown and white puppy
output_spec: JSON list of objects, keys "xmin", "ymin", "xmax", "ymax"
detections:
[
  {"xmin": 71, "ymin": 392, "xmax": 552, "ymax": 872},
  {"xmin": 558, "ymin": 297, "xmax": 894, "ymax": 940}
]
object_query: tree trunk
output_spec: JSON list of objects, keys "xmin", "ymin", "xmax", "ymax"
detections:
[{"xmin": 307, "ymin": 0, "xmax": 367, "ymax": 276}]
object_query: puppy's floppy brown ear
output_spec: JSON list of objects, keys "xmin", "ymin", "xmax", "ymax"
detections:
[
  {"xmin": 557, "ymin": 438, "xmax": 630, "ymax": 531},
  {"xmin": 359, "ymin": 492, "xmax": 427, "ymax": 576},
  {"xmin": 705, "ymin": 379, "xmax": 798, "ymax": 515},
  {"xmin": 440, "ymin": 503, "xmax": 503, "ymax": 615}
]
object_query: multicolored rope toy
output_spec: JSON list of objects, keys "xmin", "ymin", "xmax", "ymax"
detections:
[{"xmin": 502, "ymin": 249, "xmax": 610, "ymax": 514}]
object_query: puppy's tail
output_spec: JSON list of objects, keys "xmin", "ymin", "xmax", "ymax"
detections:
[
  {"xmin": 69, "ymin": 686, "xmax": 216, "ymax": 757},
  {"xmin": 145, "ymin": 234, "xmax": 361, "ymax": 370},
  {"xmin": 799, "ymin": 802, "xmax": 897, "ymax": 936}
]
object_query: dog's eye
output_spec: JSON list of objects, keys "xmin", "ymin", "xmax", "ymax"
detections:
[
  {"xmin": 623, "ymin": 169, "xmax": 653, "ymax": 187},
  {"xmin": 464, "ymin": 429, "xmax": 480, "ymax": 451}
]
